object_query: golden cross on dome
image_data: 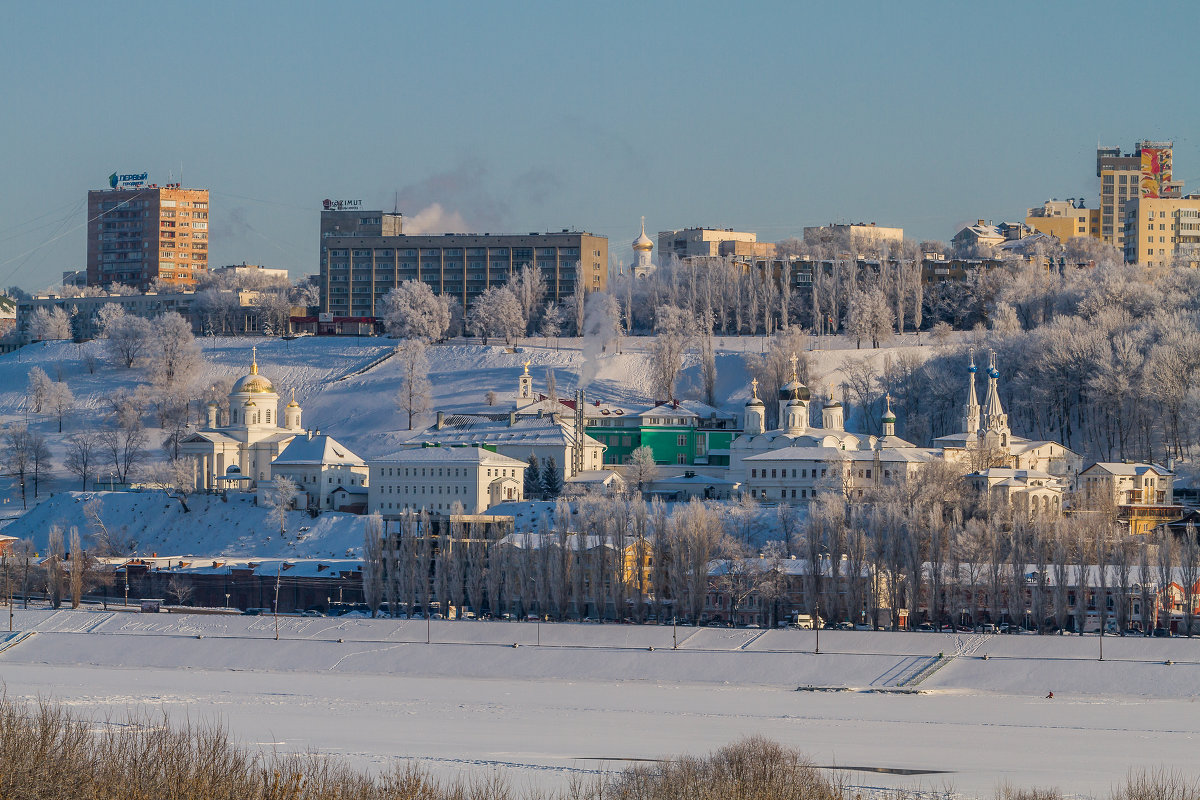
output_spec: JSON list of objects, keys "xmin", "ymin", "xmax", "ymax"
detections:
[
  {"xmin": 789, "ymin": 353, "xmax": 798, "ymax": 382},
  {"xmin": 250, "ymin": 345, "xmax": 258, "ymax": 375},
  {"xmin": 750, "ymin": 377, "xmax": 759, "ymax": 400}
]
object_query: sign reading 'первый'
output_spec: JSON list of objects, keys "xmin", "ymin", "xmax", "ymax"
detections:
[{"xmin": 108, "ymin": 172, "xmax": 149, "ymax": 189}]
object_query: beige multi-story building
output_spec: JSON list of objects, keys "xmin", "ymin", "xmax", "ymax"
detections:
[
  {"xmin": 1121, "ymin": 195, "xmax": 1200, "ymax": 267},
  {"xmin": 657, "ymin": 227, "xmax": 772, "ymax": 261},
  {"xmin": 319, "ymin": 209, "xmax": 607, "ymax": 316},
  {"xmin": 1025, "ymin": 199, "xmax": 1101, "ymax": 242},
  {"xmin": 802, "ymin": 222, "xmax": 903, "ymax": 251},
  {"xmin": 1096, "ymin": 141, "xmax": 1179, "ymax": 249},
  {"xmin": 367, "ymin": 446, "xmax": 526, "ymax": 516},
  {"xmin": 87, "ymin": 183, "xmax": 209, "ymax": 289}
]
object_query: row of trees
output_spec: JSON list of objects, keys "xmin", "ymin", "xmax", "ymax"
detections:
[{"xmin": 361, "ymin": 496, "xmax": 767, "ymax": 623}]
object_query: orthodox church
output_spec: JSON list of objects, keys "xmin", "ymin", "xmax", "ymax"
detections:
[
  {"xmin": 180, "ymin": 348, "xmax": 305, "ymax": 490},
  {"xmin": 631, "ymin": 217, "xmax": 655, "ymax": 279},
  {"xmin": 935, "ymin": 350, "xmax": 1079, "ymax": 476},
  {"xmin": 729, "ymin": 355, "xmax": 928, "ymax": 481}
]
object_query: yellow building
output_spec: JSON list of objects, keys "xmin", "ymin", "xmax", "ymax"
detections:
[
  {"xmin": 1121, "ymin": 195, "xmax": 1200, "ymax": 267},
  {"xmin": 1025, "ymin": 200, "xmax": 1100, "ymax": 242},
  {"xmin": 1096, "ymin": 141, "xmax": 1179, "ymax": 249}
]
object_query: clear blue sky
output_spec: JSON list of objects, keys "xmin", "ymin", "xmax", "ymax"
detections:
[{"xmin": 2, "ymin": 0, "xmax": 1197, "ymax": 290}]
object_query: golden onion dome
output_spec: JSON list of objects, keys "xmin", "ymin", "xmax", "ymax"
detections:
[
  {"xmin": 632, "ymin": 216, "xmax": 653, "ymax": 251},
  {"xmin": 232, "ymin": 346, "xmax": 275, "ymax": 393}
]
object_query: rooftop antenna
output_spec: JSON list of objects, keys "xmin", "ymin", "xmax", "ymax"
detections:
[{"xmin": 393, "ymin": 191, "xmax": 399, "ymax": 214}]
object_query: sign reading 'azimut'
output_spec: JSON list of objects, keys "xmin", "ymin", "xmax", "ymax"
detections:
[
  {"xmin": 323, "ymin": 199, "xmax": 362, "ymax": 211},
  {"xmin": 108, "ymin": 172, "xmax": 149, "ymax": 189}
]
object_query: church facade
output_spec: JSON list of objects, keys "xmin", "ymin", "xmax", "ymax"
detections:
[{"xmin": 180, "ymin": 349, "xmax": 305, "ymax": 490}]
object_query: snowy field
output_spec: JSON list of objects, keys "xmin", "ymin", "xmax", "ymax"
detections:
[{"xmin": 2, "ymin": 607, "xmax": 1198, "ymax": 798}]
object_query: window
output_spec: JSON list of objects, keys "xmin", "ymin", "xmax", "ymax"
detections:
[{"xmin": 677, "ymin": 434, "xmax": 686, "ymax": 446}]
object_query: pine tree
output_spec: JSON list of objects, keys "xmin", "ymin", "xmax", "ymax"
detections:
[
  {"xmin": 524, "ymin": 454, "xmax": 541, "ymax": 499},
  {"xmin": 541, "ymin": 456, "xmax": 562, "ymax": 498}
]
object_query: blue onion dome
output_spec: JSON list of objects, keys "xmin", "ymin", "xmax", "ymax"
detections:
[
  {"xmin": 968, "ymin": 363, "xmax": 978, "ymax": 373},
  {"xmin": 989, "ymin": 367, "xmax": 1000, "ymax": 379}
]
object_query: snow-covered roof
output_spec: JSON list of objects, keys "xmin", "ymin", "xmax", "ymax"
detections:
[
  {"xmin": 272, "ymin": 433, "xmax": 365, "ymax": 467},
  {"xmin": 654, "ymin": 473, "xmax": 739, "ymax": 486},
  {"xmin": 565, "ymin": 469, "xmax": 624, "ymax": 485},
  {"xmin": 414, "ymin": 415, "xmax": 602, "ymax": 449},
  {"xmin": 744, "ymin": 446, "xmax": 936, "ymax": 464},
  {"xmin": 373, "ymin": 445, "xmax": 528, "ymax": 468},
  {"xmin": 1083, "ymin": 462, "xmax": 1172, "ymax": 477}
]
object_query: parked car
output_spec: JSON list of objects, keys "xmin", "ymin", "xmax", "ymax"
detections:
[{"xmin": 980, "ymin": 623, "xmax": 998, "ymax": 634}]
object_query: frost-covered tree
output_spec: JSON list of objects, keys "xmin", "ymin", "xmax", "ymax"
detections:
[
  {"xmin": 263, "ymin": 475, "xmax": 298, "ymax": 538},
  {"xmin": 539, "ymin": 301, "xmax": 562, "ymax": 346},
  {"xmin": 255, "ymin": 289, "xmax": 293, "ymax": 336},
  {"xmin": 48, "ymin": 380, "xmax": 74, "ymax": 432},
  {"xmin": 102, "ymin": 309, "xmax": 154, "ymax": 368},
  {"xmin": 26, "ymin": 366, "xmax": 52, "ymax": 414},
  {"xmin": 507, "ymin": 264, "xmax": 546, "ymax": 336},
  {"xmin": 28, "ymin": 306, "xmax": 71, "ymax": 341},
  {"xmin": 147, "ymin": 313, "xmax": 200, "ymax": 389},
  {"xmin": 395, "ymin": 339, "xmax": 432, "ymax": 430},
  {"xmin": 381, "ymin": 280, "xmax": 451, "ymax": 341},
  {"xmin": 467, "ymin": 286, "xmax": 524, "ymax": 344},
  {"xmin": 649, "ymin": 304, "xmax": 689, "ymax": 400},
  {"xmin": 626, "ymin": 445, "xmax": 658, "ymax": 494}
]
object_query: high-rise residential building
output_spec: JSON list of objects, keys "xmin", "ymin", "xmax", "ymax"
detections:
[
  {"xmin": 86, "ymin": 183, "xmax": 209, "ymax": 289},
  {"xmin": 1122, "ymin": 195, "xmax": 1200, "ymax": 267},
  {"xmin": 1025, "ymin": 199, "xmax": 1101, "ymax": 242},
  {"xmin": 656, "ymin": 227, "xmax": 773, "ymax": 261},
  {"xmin": 318, "ymin": 208, "xmax": 607, "ymax": 316},
  {"xmin": 1096, "ymin": 141, "xmax": 1179, "ymax": 248}
]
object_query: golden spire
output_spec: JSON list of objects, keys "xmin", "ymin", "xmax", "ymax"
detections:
[
  {"xmin": 250, "ymin": 345, "xmax": 259, "ymax": 375},
  {"xmin": 751, "ymin": 377, "xmax": 759, "ymax": 400},
  {"xmin": 523, "ymin": 359, "xmax": 531, "ymax": 375}
]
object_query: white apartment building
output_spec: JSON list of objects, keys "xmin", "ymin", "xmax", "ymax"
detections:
[{"xmin": 367, "ymin": 446, "xmax": 526, "ymax": 517}]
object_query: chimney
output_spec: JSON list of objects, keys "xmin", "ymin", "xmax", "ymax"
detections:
[
  {"xmin": 436, "ymin": 411, "xmax": 445, "ymax": 430},
  {"xmin": 509, "ymin": 411, "xmax": 517, "ymax": 427},
  {"xmin": 307, "ymin": 429, "xmax": 313, "ymax": 440}
]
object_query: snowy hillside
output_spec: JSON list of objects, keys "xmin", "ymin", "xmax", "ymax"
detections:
[
  {"xmin": 0, "ymin": 333, "xmax": 951, "ymax": 549},
  {"xmin": 0, "ymin": 490, "xmax": 364, "ymax": 558}
]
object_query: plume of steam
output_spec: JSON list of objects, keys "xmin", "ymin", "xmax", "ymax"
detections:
[
  {"xmin": 403, "ymin": 203, "xmax": 471, "ymax": 235},
  {"xmin": 579, "ymin": 292, "xmax": 620, "ymax": 388}
]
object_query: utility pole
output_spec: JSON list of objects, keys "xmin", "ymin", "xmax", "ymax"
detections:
[{"xmin": 5, "ymin": 555, "xmax": 12, "ymax": 632}]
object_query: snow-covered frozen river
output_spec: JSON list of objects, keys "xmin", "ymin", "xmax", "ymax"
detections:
[{"xmin": 2, "ymin": 609, "xmax": 1197, "ymax": 798}]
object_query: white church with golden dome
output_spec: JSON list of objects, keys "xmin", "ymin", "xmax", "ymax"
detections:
[
  {"xmin": 181, "ymin": 348, "xmax": 305, "ymax": 490},
  {"xmin": 631, "ymin": 217, "xmax": 656, "ymax": 279}
]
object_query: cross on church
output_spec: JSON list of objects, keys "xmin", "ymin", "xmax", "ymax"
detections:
[
  {"xmin": 789, "ymin": 353, "xmax": 798, "ymax": 382},
  {"xmin": 750, "ymin": 377, "xmax": 759, "ymax": 399}
]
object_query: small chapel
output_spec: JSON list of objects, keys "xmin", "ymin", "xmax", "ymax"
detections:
[{"xmin": 180, "ymin": 348, "xmax": 305, "ymax": 490}]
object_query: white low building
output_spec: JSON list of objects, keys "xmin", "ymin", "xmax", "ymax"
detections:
[
  {"xmin": 368, "ymin": 446, "xmax": 526, "ymax": 516},
  {"xmin": 269, "ymin": 432, "xmax": 368, "ymax": 510}
]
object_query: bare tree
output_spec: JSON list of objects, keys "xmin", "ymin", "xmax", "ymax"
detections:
[
  {"xmin": 362, "ymin": 513, "xmax": 385, "ymax": 616},
  {"xmin": 69, "ymin": 527, "xmax": 84, "ymax": 609},
  {"xmin": 63, "ymin": 431, "xmax": 100, "ymax": 490}
]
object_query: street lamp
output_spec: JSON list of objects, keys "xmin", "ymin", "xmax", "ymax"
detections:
[{"xmin": 225, "ymin": 593, "xmax": 230, "ymax": 609}]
